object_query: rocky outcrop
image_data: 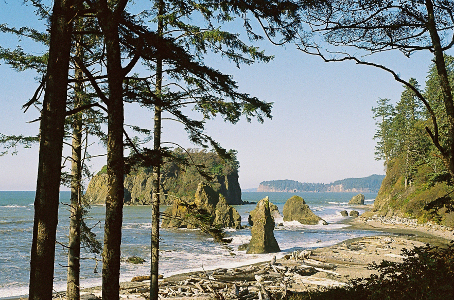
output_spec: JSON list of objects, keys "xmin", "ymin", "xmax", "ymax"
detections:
[
  {"xmin": 217, "ymin": 173, "xmax": 242, "ymax": 205},
  {"xmin": 84, "ymin": 169, "xmax": 242, "ymax": 206},
  {"xmin": 248, "ymin": 197, "xmax": 281, "ymax": 226},
  {"xmin": 340, "ymin": 210, "xmax": 348, "ymax": 217},
  {"xmin": 350, "ymin": 210, "xmax": 360, "ymax": 217},
  {"xmin": 214, "ymin": 196, "xmax": 242, "ymax": 229},
  {"xmin": 283, "ymin": 196, "xmax": 326, "ymax": 225},
  {"xmin": 84, "ymin": 172, "xmax": 110, "ymax": 204},
  {"xmin": 247, "ymin": 198, "xmax": 280, "ymax": 254},
  {"xmin": 348, "ymin": 194, "xmax": 365, "ymax": 205},
  {"xmin": 162, "ymin": 183, "xmax": 241, "ymax": 229}
]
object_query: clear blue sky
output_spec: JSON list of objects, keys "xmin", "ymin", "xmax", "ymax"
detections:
[{"xmin": 0, "ymin": 1, "xmax": 446, "ymax": 191}]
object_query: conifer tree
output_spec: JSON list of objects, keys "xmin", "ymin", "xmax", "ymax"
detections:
[
  {"xmin": 372, "ymin": 98, "xmax": 396, "ymax": 165},
  {"xmin": 29, "ymin": 0, "xmax": 76, "ymax": 298},
  {"xmin": 297, "ymin": 0, "xmax": 454, "ymax": 180}
]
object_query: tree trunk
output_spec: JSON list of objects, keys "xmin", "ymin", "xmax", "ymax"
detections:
[
  {"xmin": 425, "ymin": 0, "xmax": 454, "ymax": 178},
  {"xmin": 67, "ymin": 28, "xmax": 84, "ymax": 300},
  {"xmin": 151, "ymin": 2, "xmax": 164, "ymax": 299},
  {"xmin": 150, "ymin": 106, "xmax": 162, "ymax": 300},
  {"xmin": 29, "ymin": 0, "xmax": 73, "ymax": 299},
  {"xmin": 96, "ymin": 3, "xmax": 125, "ymax": 299}
]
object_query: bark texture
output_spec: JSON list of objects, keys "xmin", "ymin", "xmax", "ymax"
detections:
[
  {"xmin": 67, "ymin": 30, "xmax": 84, "ymax": 300},
  {"xmin": 29, "ymin": 0, "xmax": 73, "ymax": 299},
  {"xmin": 96, "ymin": 2, "xmax": 126, "ymax": 299},
  {"xmin": 151, "ymin": 2, "xmax": 164, "ymax": 298}
]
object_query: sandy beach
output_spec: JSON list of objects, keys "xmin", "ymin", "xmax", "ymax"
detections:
[{"xmin": 38, "ymin": 213, "xmax": 453, "ymax": 300}]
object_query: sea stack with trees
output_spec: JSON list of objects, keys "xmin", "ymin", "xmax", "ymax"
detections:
[{"xmin": 2, "ymin": 0, "xmax": 454, "ymax": 299}]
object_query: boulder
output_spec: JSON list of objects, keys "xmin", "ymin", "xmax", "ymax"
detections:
[
  {"xmin": 161, "ymin": 198, "xmax": 193, "ymax": 229},
  {"xmin": 213, "ymin": 195, "xmax": 242, "ymax": 229},
  {"xmin": 340, "ymin": 210, "xmax": 349, "ymax": 217},
  {"xmin": 162, "ymin": 183, "xmax": 241, "ymax": 229},
  {"xmin": 248, "ymin": 197, "xmax": 281, "ymax": 226},
  {"xmin": 283, "ymin": 195, "xmax": 326, "ymax": 225},
  {"xmin": 247, "ymin": 198, "xmax": 280, "ymax": 254},
  {"xmin": 349, "ymin": 194, "xmax": 365, "ymax": 205},
  {"xmin": 349, "ymin": 210, "xmax": 360, "ymax": 217}
]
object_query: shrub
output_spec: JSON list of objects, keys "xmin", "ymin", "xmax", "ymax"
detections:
[{"xmin": 289, "ymin": 244, "xmax": 454, "ymax": 300}]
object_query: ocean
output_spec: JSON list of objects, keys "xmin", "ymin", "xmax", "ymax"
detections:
[{"xmin": 0, "ymin": 191, "xmax": 381, "ymax": 299}]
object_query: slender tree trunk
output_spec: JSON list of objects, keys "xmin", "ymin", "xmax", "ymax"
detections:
[
  {"xmin": 67, "ymin": 29, "xmax": 84, "ymax": 300},
  {"xmin": 29, "ymin": 1, "xmax": 73, "ymax": 299},
  {"xmin": 96, "ymin": 2, "xmax": 125, "ymax": 299},
  {"xmin": 151, "ymin": 2, "xmax": 164, "ymax": 299},
  {"xmin": 150, "ymin": 105, "xmax": 162, "ymax": 300},
  {"xmin": 426, "ymin": 0, "xmax": 454, "ymax": 178}
]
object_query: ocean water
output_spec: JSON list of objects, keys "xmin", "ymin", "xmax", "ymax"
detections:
[{"xmin": 0, "ymin": 191, "xmax": 380, "ymax": 299}]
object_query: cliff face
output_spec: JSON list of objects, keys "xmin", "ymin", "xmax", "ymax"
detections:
[
  {"xmin": 325, "ymin": 184, "xmax": 372, "ymax": 193},
  {"xmin": 84, "ymin": 170, "xmax": 242, "ymax": 206}
]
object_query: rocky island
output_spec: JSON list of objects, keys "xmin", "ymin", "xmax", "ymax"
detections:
[{"xmin": 84, "ymin": 149, "xmax": 242, "ymax": 206}]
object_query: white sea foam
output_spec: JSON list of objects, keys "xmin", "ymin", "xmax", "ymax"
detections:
[
  {"xmin": 0, "ymin": 191, "xmax": 382, "ymax": 298},
  {"xmin": 229, "ymin": 234, "xmax": 251, "ymax": 246},
  {"xmin": 328, "ymin": 202, "xmax": 348, "ymax": 205},
  {"xmin": 312, "ymin": 206, "xmax": 324, "ymax": 211},
  {"xmin": 1, "ymin": 205, "xmax": 28, "ymax": 208}
]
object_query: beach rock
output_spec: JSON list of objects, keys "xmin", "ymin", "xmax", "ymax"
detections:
[
  {"xmin": 348, "ymin": 194, "xmax": 365, "ymax": 205},
  {"xmin": 350, "ymin": 210, "xmax": 360, "ymax": 217},
  {"xmin": 282, "ymin": 195, "xmax": 326, "ymax": 225},
  {"xmin": 162, "ymin": 183, "xmax": 241, "ymax": 229},
  {"xmin": 161, "ymin": 197, "xmax": 192, "ymax": 228},
  {"xmin": 248, "ymin": 197, "xmax": 281, "ymax": 226},
  {"xmin": 81, "ymin": 294, "xmax": 100, "ymax": 300},
  {"xmin": 247, "ymin": 198, "xmax": 280, "ymax": 254},
  {"xmin": 213, "ymin": 195, "xmax": 242, "ymax": 229},
  {"xmin": 238, "ymin": 243, "xmax": 249, "ymax": 251},
  {"xmin": 340, "ymin": 210, "xmax": 348, "ymax": 217}
]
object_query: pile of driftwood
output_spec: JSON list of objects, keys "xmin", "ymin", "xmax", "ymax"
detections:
[{"xmin": 121, "ymin": 250, "xmax": 346, "ymax": 300}]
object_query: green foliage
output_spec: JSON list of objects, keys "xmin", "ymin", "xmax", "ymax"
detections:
[
  {"xmin": 0, "ymin": 134, "xmax": 39, "ymax": 156},
  {"xmin": 126, "ymin": 256, "xmax": 145, "ymax": 264},
  {"xmin": 289, "ymin": 244, "xmax": 454, "ymax": 300},
  {"xmin": 160, "ymin": 148, "xmax": 239, "ymax": 200},
  {"xmin": 97, "ymin": 165, "xmax": 108, "ymax": 176},
  {"xmin": 372, "ymin": 56, "xmax": 454, "ymax": 223},
  {"xmin": 80, "ymin": 213, "xmax": 102, "ymax": 255}
]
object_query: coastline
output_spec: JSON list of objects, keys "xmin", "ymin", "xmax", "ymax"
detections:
[{"xmin": 33, "ymin": 214, "xmax": 449, "ymax": 299}]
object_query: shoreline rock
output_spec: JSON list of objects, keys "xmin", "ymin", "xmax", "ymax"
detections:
[
  {"xmin": 283, "ymin": 195, "xmax": 326, "ymax": 225},
  {"xmin": 248, "ymin": 196, "xmax": 281, "ymax": 226},
  {"xmin": 348, "ymin": 193, "xmax": 365, "ymax": 205},
  {"xmin": 47, "ymin": 214, "xmax": 454, "ymax": 300},
  {"xmin": 247, "ymin": 198, "xmax": 280, "ymax": 254},
  {"xmin": 162, "ymin": 183, "xmax": 241, "ymax": 230}
]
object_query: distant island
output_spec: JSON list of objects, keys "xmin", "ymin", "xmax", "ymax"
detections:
[{"xmin": 256, "ymin": 174, "xmax": 385, "ymax": 193}]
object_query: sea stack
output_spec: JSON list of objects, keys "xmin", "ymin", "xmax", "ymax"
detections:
[
  {"xmin": 247, "ymin": 198, "xmax": 280, "ymax": 254},
  {"xmin": 283, "ymin": 195, "xmax": 327, "ymax": 225},
  {"xmin": 248, "ymin": 196, "xmax": 281, "ymax": 226},
  {"xmin": 348, "ymin": 194, "xmax": 365, "ymax": 205},
  {"xmin": 162, "ymin": 182, "xmax": 241, "ymax": 229}
]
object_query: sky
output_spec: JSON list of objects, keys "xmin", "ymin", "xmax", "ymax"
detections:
[{"xmin": 0, "ymin": 1, "xmax": 448, "ymax": 191}]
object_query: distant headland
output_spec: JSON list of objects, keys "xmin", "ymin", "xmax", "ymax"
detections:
[{"xmin": 254, "ymin": 174, "xmax": 385, "ymax": 193}]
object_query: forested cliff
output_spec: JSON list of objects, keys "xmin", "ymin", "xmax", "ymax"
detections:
[
  {"xmin": 84, "ymin": 149, "xmax": 242, "ymax": 205},
  {"xmin": 365, "ymin": 57, "xmax": 454, "ymax": 227},
  {"xmin": 258, "ymin": 175, "xmax": 385, "ymax": 193}
]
